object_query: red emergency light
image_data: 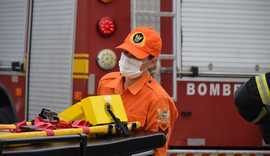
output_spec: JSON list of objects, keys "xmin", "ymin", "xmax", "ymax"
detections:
[
  {"xmin": 97, "ymin": 16, "xmax": 117, "ymax": 37},
  {"xmin": 99, "ymin": 0, "xmax": 114, "ymax": 4}
]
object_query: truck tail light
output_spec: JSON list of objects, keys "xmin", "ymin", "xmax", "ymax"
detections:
[
  {"xmin": 99, "ymin": 0, "xmax": 114, "ymax": 3},
  {"xmin": 74, "ymin": 92, "xmax": 82, "ymax": 100},
  {"xmin": 16, "ymin": 88, "xmax": 22, "ymax": 96},
  {"xmin": 97, "ymin": 16, "xmax": 117, "ymax": 37}
]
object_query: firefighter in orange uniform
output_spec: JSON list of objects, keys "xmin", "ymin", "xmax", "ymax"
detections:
[
  {"xmin": 234, "ymin": 72, "xmax": 270, "ymax": 144},
  {"xmin": 97, "ymin": 26, "xmax": 178, "ymax": 156}
]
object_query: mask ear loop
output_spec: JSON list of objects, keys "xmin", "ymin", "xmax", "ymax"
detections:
[
  {"xmin": 140, "ymin": 58, "xmax": 152, "ymax": 73},
  {"xmin": 141, "ymin": 65, "xmax": 149, "ymax": 73},
  {"xmin": 142, "ymin": 59, "xmax": 150, "ymax": 64}
]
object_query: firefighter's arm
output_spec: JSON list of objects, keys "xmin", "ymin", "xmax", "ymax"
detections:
[{"xmin": 144, "ymin": 96, "xmax": 178, "ymax": 156}]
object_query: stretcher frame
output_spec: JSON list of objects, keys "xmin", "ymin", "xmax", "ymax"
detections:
[{"xmin": 1, "ymin": 130, "xmax": 166, "ymax": 156}]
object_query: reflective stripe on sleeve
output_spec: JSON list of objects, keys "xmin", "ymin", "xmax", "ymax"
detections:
[
  {"xmin": 255, "ymin": 74, "xmax": 270, "ymax": 106},
  {"xmin": 251, "ymin": 107, "xmax": 267, "ymax": 124}
]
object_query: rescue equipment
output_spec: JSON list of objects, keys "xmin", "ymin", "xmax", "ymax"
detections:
[
  {"xmin": 0, "ymin": 94, "xmax": 138, "ymax": 141},
  {"xmin": 0, "ymin": 120, "xmax": 140, "ymax": 139},
  {"xmin": 60, "ymin": 94, "xmax": 128, "ymax": 125}
]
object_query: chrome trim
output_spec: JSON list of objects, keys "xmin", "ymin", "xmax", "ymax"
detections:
[
  {"xmin": 177, "ymin": 71, "xmax": 262, "ymax": 78},
  {"xmin": 136, "ymin": 11, "xmax": 175, "ymax": 17}
]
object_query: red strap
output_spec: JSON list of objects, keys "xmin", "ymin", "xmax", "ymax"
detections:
[
  {"xmin": 0, "ymin": 127, "xmax": 16, "ymax": 130},
  {"xmin": 35, "ymin": 128, "xmax": 54, "ymax": 136},
  {"xmin": 56, "ymin": 121, "xmax": 73, "ymax": 129},
  {"xmin": 33, "ymin": 122, "xmax": 55, "ymax": 136},
  {"xmin": 34, "ymin": 122, "xmax": 55, "ymax": 129},
  {"xmin": 8, "ymin": 117, "xmax": 90, "ymax": 135},
  {"xmin": 9, "ymin": 121, "xmax": 29, "ymax": 132},
  {"xmin": 72, "ymin": 120, "xmax": 90, "ymax": 134}
]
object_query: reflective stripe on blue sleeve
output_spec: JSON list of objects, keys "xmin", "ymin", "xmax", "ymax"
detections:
[
  {"xmin": 255, "ymin": 74, "xmax": 270, "ymax": 106},
  {"xmin": 251, "ymin": 107, "xmax": 267, "ymax": 124}
]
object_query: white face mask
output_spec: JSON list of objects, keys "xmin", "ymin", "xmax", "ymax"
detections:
[{"xmin": 119, "ymin": 52, "xmax": 149, "ymax": 79}]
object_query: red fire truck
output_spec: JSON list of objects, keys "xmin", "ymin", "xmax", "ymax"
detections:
[{"xmin": 0, "ymin": 0, "xmax": 270, "ymax": 154}]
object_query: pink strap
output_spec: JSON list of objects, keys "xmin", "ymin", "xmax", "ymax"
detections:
[
  {"xmin": 8, "ymin": 117, "xmax": 90, "ymax": 135},
  {"xmin": 10, "ymin": 121, "xmax": 29, "ymax": 132},
  {"xmin": 0, "ymin": 127, "xmax": 16, "ymax": 130},
  {"xmin": 72, "ymin": 120, "xmax": 90, "ymax": 134}
]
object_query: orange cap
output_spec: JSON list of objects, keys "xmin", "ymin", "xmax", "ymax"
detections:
[{"xmin": 116, "ymin": 26, "xmax": 162, "ymax": 59}]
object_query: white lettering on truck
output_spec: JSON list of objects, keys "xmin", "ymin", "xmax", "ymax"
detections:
[
  {"xmin": 210, "ymin": 83, "xmax": 220, "ymax": 96},
  {"xmin": 198, "ymin": 83, "xmax": 207, "ymax": 96},
  {"xmin": 187, "ymin": 83, "xmax": 242, "ymax": 96},
  {"xmin": 187, "ymin": 83, "xmax": 195, "ymax": 95},
  {"xmin": 223, "ymin": 84, "xmax": 231, "ymax": 96}
]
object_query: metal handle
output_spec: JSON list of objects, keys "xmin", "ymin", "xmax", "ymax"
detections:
[
  {"xmin": 106, "ymin": 103, "xmax": 130, "ymax": 137},
  {"xmin": 0, "ymin": 66, "xmax": 13, "ymax": 70},
  {"xmin": 0, "ymin": 62, "xmax": 23, "ymax": 72}
]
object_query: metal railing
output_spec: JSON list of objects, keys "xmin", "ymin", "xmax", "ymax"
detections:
[
  {"xmin": 0, "ymin": 62, "xmax": 23, "ymax": 72},
  {"xmin": 0, "ymin": 66, "xmax": 21, "ymax": 71},
  {"xmin": 177, "ymin": 71, "xmax": 263, "ymax": 78},
  {"xmin": 160, "ymin": 67, "xmax": 263, "ymax": 78}
]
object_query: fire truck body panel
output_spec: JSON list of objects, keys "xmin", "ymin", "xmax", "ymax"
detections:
[
  {"xmin": 73, "ymin": 0, "xmax": 131, "ymax": 104},
  {"xmin": 0, "ymin": 0, "xmax": 270, "ymax": 149},
  {"xmin": 0, "ymin": 75, "xmax": 25, "ymax": 122},
  {"xmin": 132, "ymin": 0, "xmax": 270, "ymax": 147},
  {"xmin": 170, "ymin": 80, "xmax": 264, "ymax": 147},
  {"xmin": 180, "ymin": 0, "xmax": 270, "ymax": 74}
]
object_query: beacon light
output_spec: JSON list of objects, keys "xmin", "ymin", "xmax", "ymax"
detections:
[
  {"xmin": 97, "ymin": 16, "xmax": 117, "ymax": 37},
  {"xmin": 99, "ymin": 0, "xmax": 114, "ymax": 4}
]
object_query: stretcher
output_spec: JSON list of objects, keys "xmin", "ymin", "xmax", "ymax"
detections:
[
  {"xmin": 0, "ymin": 121, "xmax": 140, "ymax": 139},
  {"xmin": 1, "ymin": 130, "xmax": 166, "ymax": 156},
  {"xmin": 0, "ymin": 95, "xmax": 133, "ymax": 139},
  {"xmin": 0, "ymin": 94, "xmax": 166, "ymax": 155}
]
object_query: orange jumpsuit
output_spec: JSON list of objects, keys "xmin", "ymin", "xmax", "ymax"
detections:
[{"xmin": 98, "ymin": 71, "xmax": 178, "ymax": 156}]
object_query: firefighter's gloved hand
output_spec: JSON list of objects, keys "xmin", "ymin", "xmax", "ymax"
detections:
[{"xmin": 259, "ymin": 124, "xmax": 270, "ymax": 144}]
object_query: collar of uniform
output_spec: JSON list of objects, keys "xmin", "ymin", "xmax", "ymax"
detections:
[
  {"xmin": 104, "ymin": 73, "xmax": 124, "ymax": 93},
  {"xmin": 128, "ymin": 71, "xmax": 150, "ymax": 95}
]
